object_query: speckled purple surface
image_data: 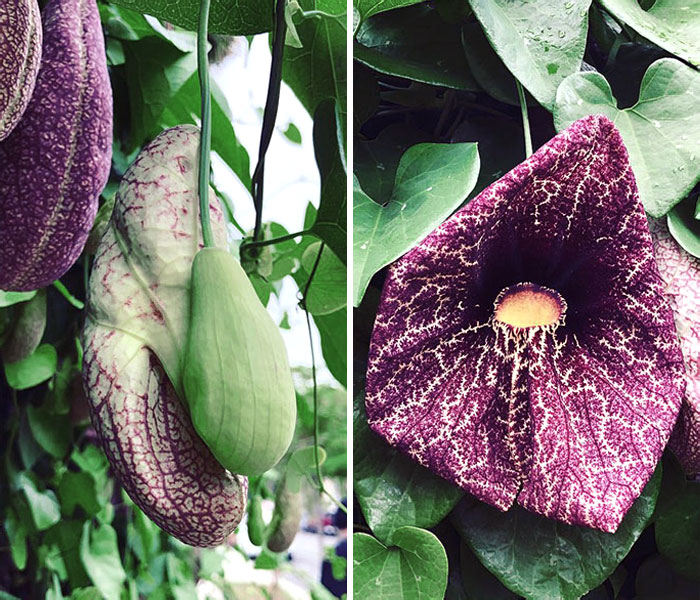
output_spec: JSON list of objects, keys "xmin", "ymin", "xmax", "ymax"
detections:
[
  {"xmin": 0, "ymin": 0, "xmax": 41, "ymax": 141},
  {"xmin": 366, "ymin": 115, "xmax": 686, "ymax": 533},
  {"xmin": 650, "ymin": 219, "xmax": 700, "ymax": 475},
  {"xmin": 0, "ymin": 0, "xmax": 112, "ymax": 291},
  {"xmin": 83, "ymin": 126, "xmax": 247, "ymax": 547}
]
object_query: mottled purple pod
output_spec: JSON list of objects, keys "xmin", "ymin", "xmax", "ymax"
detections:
[
  {"xmin": 0, "ymin": 0, "xmax": 112, "ymax": 291},
  {"xmin": 650, "ymin": 219, "xmax": 700, "ymax": 475},
  {"xmin": 0, "ymin": 0, "xmax": 41, "ymax": 141},
  {"xmin": 366, "ymin": 115, "xmax": 686, "ymax": 533},
  {"xmin": 83, "ymin": 126, "xmax": 247, "ymax": 547}
]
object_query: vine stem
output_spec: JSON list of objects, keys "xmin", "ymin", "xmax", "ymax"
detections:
[
  {"xmin": 302, "ymin": 243, "xmax": 347, "ymax": 515},
  {"xmin": 197, "ymin": 0, "xmax": 214, "ymax": 248},
  {"xmin": 516, "ymin": 80, "xmax": 533, "ymax": 159},
  {"xmin": 52, "ymin": 280, "xmax": 84, "ymax": 310},
  {"xmin": 251, "ymin": 0, "xmax": 288, "ymax": 244}
]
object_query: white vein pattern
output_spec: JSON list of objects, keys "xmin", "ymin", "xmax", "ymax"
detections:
[{"xmin": 366, "ymin": 116, "xmax": 686, "ymax": 533}]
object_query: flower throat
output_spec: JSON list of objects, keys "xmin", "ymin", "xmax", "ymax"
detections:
[{"xmin": 494, "ymin": 283, "xmax": 565, "ymax": 328}]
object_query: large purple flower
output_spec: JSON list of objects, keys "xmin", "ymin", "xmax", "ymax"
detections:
[{"xmin": 365, "ymin": 115, "xmax": 686, "ymax": 533}]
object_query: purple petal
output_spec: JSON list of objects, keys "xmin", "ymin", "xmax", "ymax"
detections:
[
  {"xmin": 650, "ymin": 218, "xmax": 700, "ymax": 475},
  {"xmin": 366, "ymin": 115, "xmax": 685, "ymax": 532}
]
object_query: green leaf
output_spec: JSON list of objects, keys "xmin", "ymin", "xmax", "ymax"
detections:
[
  {"xmin": 312, "ymin": 99, "xmax": 347, "ymax": 265},
  {"xmin": 162, "ymin": 74, "xmax": 251, "ymax": 189},
  {"xmin": 4, "ymin": 344, "xmax": 58, "ymax": 390},
  {"xmin": 354, "ymin": 527, "xmax": 449, "ymax": 598},
  {"xmin": 451, "ymin": 116, "xmax": 525, "ymax": 198},
  {"xmin": 45, "ymin": 520, "xmax": 91, "ymax": 589},
  {"xmin": 598, "ymin": 0, "xmax": 700, "ymax": 67},
  {"xmin": 554, "ymin": 58, "xmax": 700, "ymax": 217},
  {"xmin": 467, "ymin": 0, "xmax": 592, "ymax": 109},
  {"xmin": 655, "ymin": 482, "xmax": 700, "ymax": 581},
  {"xmin": 355, "ymin": 125, "xmax": 431, "ymax": 206},
  {"xmin": 283, "ymin": 1, "xmax": 347, "ymax": 128},
  {"xmin": 0, "ymin": 290, "xmax": 36, "ymax": 308},
  {"xmin": 461, "ymin": 21, "xmax": 536, "ymax": 107},
  {"xmin": 69, "ymin": 589, "xmax": 103, "ymax": 600},
  {"xmin": 103, "ymin": 0, "xmax": 272, "ymax": 36},
  {"xmin": 354, "ymin": 0, "xmax": 423, "ymax": 22},
  {"xmin": 452, "ymin": 467, "xmax": 662, "ymax": 600},
  {"xmin": 80, "ymin": 522, "xmax": 127, "ymax": 600},
  {"xmin": 18, "ymin": 472, "xmax": 61, "ymax": 531},
  {"xmin": 313, "ymin": 308, "xmax": 347, "ymax": 387},
  {"xmin": 634, "ymin": 553, "xmax": 700, "ymax": 598},
  {"xmin": 353, "ymin": 142, "xmax": 480, "ymax": 306},
  {"xmin": 123, "ymin": 39, "xmax": 197, "ymax": 150},
  {"xmin": 3, "ymin": 506, "xmax": 28, "ymax": 570},
  {"xmin": 255, "ymin": 547, "xmax": 286, "ymax": 570},
  {"xmin": 459, "ymin": 542, "xmax": 518, "ymax": 600},
  {"xmin": 667, "ymin": 193, "xmax": 700, "ymax": 258},
  {"xmin": 166, "ymin": 553, "xmax": 197, "ymax": 600},
  {"xmin": 290, "ymin": 223, "xmax": 347, "ymax": 388},
  {"xmin": 286, "ymin": 445, "xmax": 328, "ymax": 493},
  {"xmin": 302, "ymin": 242, "xmax": 347, "ymax": 315},
  {"xmin": 354, "ymin": 391, "xmax": 463, "ymax": 544},
  {"xmin": 354, "ymin": 4, "xmax": 479, "ymax": 91},
  {"xmin": 26, "ymin": 401, "xmax": 71, "ymax": 459},
  {"xmin": 58, "ymin": 471, "xmax": 103, "ymax": 517},
  {"xmin": 284, "ymin": 123, "xmax": 302, "ymax": 144}
]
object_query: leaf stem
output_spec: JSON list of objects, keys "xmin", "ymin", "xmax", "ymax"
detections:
[
  {"xmin": 241, "ymin": 229, "xmax": 310, "ymax": 252},
  {"xmin": 197, "ymin": 0, "xmax": 214, "ymax": 248},
  {"xmin": 516, "ymin": 80, "xmax": 533, "ymax": 159},
  {"xmin": 52, "ymin": 280, "xmax": 84, "ymax": 310},
  {"xmin": 251, "ymin": 0, "xmax": 288, "ymax": 244}
]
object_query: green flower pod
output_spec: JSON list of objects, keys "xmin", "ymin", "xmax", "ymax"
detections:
[
  {"xmin": 247, "ymin": 494, "xmax": 266, "ymax": 547},
  {"xmin": 182, "ymin": 247, "xmax": 297, "ymax": 477},
  {"xmin": 0, "ymin": 0, "xmax": 41, "ymax": 140},
  {"xmin": 1, "ymin": 289, "xmax": 46, "ymax": 364},
  {"xmin": 267, "ymin": 477, "xmax": 302, "ymax": 553}
]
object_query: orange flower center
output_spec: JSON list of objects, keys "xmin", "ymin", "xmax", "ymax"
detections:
[{"xmin": 494, "ymin": 283, "xmax": 564, "ymax": 328}]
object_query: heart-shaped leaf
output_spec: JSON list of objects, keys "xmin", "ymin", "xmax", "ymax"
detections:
[
  {"xmin": 18, "ymin": 472, "xmax": 61, "ymax": 531},
  {"xmin": 554, "ymin": 58, "xmax": 700, "ymax": 217},
  {"xmin": 467, "ymin": 0, "xmax": 592, "ymax": 109},
  {"xmin": 354, "ymin": 527, "xmax": 448, "ymax": 599},
  {"xmin": 301, "ymin": 242, "xmax": 347, "ymax": 315},
  {"xmin": 452, "ymin": 467, "xmax": 661, "ymax": 600},
  {"xmin": 354, "ymin": 391, "xmax": 463, "ymax": 544},
  {"xmin": 353, "ymin": 142, "xmax": 480, "ymax": 305},
  {"xmin": 598, "ymin": 0, "xmax": 700, "ymax": 67},
  {"xmin": 354, "ymin": 4, "xmax": 479, "ymax": 91}
]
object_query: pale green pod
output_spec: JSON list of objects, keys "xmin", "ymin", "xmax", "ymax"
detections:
[{"xmin": 183, "ymin": 247, "xmax": 297, "ymax": 477}]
